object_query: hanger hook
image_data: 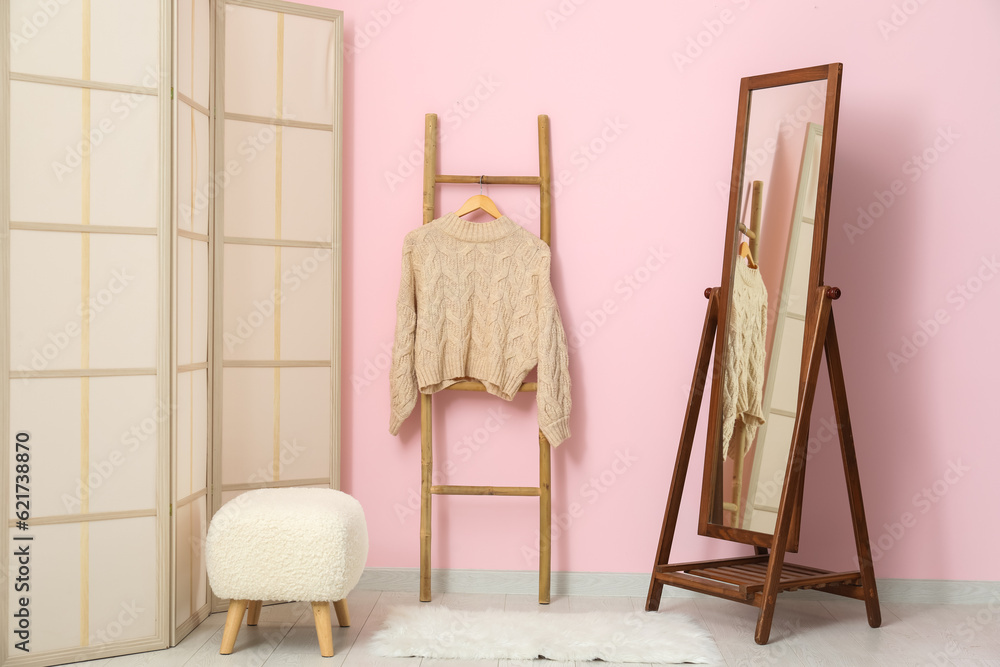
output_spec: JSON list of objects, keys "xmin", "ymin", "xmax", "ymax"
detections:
[{"xmin": 479, "ymin": 175, "xmax": 484, "ymax": 195}]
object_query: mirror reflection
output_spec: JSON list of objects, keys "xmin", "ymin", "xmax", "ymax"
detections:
[{"xmin": 713, "ymin": 79, "xmax": 827, "ymax": 534}]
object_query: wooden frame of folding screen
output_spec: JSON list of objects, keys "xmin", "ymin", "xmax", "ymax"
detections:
[
  {"xmin": 210, "ymin": 0, "xmax": 343, "ymax": 613},
  {"xmin": 0, "ymin": 1, "xmax": 173, "ymax": 664},
  {"xmin": 170, "ymin": 0, "xmax": 214, "ymax": 645},
  {"xmin": 419, "ymin": 114, "xmax": 554, "ymax": 604}
]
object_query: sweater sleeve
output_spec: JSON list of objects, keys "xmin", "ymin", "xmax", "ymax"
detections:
[
  {"xmin": 389, "ymin": 239, "xmax": 419, "ymax": 435},
  {"xmin": 536, "ymin": 253, "xmax": 572, "ymax": 446}
]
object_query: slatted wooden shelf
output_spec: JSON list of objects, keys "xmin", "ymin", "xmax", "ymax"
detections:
[{"xmin": 653, "ymin": 556, "xmax": 863, "ymax": 603}]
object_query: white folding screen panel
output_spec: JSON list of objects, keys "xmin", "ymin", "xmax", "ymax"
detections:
[
  {"xmin": 2, "ymin": 0, "xmax": 171, "ymax": 664},
  {"xmin": 172, "ymin": 0, "xmax": 212, "ymax": 642},
  {"xmin": 215, "ymin": 1, "xmax": 342, "ymax": 516},
  {"xmin": 2, "ymin": 0, "xmax": 340, "ymax": 660}
]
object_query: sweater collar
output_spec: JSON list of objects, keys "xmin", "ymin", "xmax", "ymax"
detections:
[
  {"xmin": 434, "ymin": 212, "xmax": 520, "ymax": 242},
  {"xmin": 735, "ymin": 259, "xmax": 762, "ymax": 286}
]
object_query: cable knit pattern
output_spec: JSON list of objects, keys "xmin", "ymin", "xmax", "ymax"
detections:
[
  {"xmin": 721, "ymin": 261, "xmax": 768, "ymax": 460},
  {"xmin": 389, "ymin": 213, "xmax": 572, "ymax": 446}
]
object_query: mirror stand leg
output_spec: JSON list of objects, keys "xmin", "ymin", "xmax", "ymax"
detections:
[
  {"xmin": 756, "ymin": 290, "xmax": 832, "ymax": 645},
  {"xmin": 755, "ymin": 526, "xmax": 793, "ymax": 644},
  {"xmin": 646, "ymin": 289, "xmax": 720, "ymax": 613},
  {"xmin": 825, "ymin": 311, "xmax": 882, "ymax": 628},
  {"xmin": 646, "ymin": 581, "xmax": 664, "ymax": 612}
]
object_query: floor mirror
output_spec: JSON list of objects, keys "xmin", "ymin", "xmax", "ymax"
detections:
[{"xmin": 645, "ymin": 63, "xmax": 881, "ymax": 644}]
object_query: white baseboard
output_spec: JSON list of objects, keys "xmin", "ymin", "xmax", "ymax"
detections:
[{"xmin": 357, "ymin": 568, "xmax": 1000, "ymax": 605}]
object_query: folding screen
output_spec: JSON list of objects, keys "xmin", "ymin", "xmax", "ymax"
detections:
[
  {"xmin": 214, "ymin": 0, "xmax": 343, "ymax": 530},
  {"xmin": 1, "ymin": 0, "xmax": 171, "ymax": 664},
  {"xmin": 1, "ymin": 0, "xmax": 341, "ymax": 663}
]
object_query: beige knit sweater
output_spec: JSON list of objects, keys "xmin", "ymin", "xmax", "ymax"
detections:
[
  {"xmin": 389, "ymin": 213, "xmax": 572, "ymax": 445},
  {"xmin": 721, "ymin": 260, "xmax": 768, "ymax": 460}
]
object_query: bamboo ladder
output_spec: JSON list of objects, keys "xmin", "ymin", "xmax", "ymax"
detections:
[{"xmin": 419, "ymin": 113, "xmax": 553, "ymax": 604}]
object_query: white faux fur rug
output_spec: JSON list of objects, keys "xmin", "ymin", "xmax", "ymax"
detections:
[{"xmin": 371, "ymin": 605, "xmax": 721, "ymax": 663}]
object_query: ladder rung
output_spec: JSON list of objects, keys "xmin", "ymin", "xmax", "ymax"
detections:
[
  {"xmin": 446, "ymin": 381, "xmax": 537, "ymax": 392},
  {"xmin": 431, "ymin": 485, "xmax": 540, "ymax": 497},
  {"xmin": 436, "ymin": 175, "xmax": 542, "ymax": 186}
]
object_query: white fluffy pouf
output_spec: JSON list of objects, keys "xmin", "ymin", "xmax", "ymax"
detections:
[{"xmin": 206, "ymin": 487, "xmax": 368, "ymax": 603}]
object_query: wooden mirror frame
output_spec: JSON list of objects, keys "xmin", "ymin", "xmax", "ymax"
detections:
[
  {"xmin": 700, "ymin": 63, "xmax": 843, "ymax": 551},
  {"xmin": 646, "ymin": 63, "xmax": 881, "ymax": 645}
]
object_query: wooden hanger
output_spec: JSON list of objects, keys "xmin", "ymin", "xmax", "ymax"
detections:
[
  {"xmin": 455, "ymin": 176, "xmax": 502, "ymax": 219},
  {"xmin": 737, "ymin": 179, "xmax": 762, "ymax": 270},
  {"xmin": 739, "ymin": 241, "xmax": 758, "ymax": 269}
]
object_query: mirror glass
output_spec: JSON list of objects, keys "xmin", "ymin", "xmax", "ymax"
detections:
[{"xmin": 710, "ymin": 79, "xmax": 828, "ymax": 534}]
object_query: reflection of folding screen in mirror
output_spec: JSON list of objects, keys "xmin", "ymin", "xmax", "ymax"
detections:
[
  {"xmin": 744, "ymin": 413, "xmax": 796, "ymax": 534},
  {"xmin": 742, "ymin": 122, "xmax": 823, "ymax": 534}
]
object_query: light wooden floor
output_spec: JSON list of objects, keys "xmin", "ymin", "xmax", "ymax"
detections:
[{"xmin": 66, "ymin": 590, "xmax": 1000, "ymax": 667}]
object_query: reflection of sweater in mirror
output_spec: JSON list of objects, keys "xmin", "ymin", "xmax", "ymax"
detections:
[
  {"xmin": 721, "ymin": 261, "xmax": 768, "ymax": 460},
  {"xmin": 389, "ymin": 213, "xmax": 572, "ymax": 446}
]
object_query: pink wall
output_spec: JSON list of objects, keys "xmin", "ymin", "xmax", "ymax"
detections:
[{"xmin": 297, "ymin": 0, "xmax": 998, "ymax": 581}]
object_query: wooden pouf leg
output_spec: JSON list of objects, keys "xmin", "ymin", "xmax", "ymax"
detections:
[
  {"xmin": 333, "ymin": 599, "xmax": 350, "ymax": 627},
  {"xmin": 246, "ymin": 600, "xmax": 263, "ymax": 626},
  {"xmin": 312, "ymin": 601, "xmax": 335, "ymax": 657},
  {"xmin": 220, "ymin": 600, "xmax": 249, "ymax": 655}
]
